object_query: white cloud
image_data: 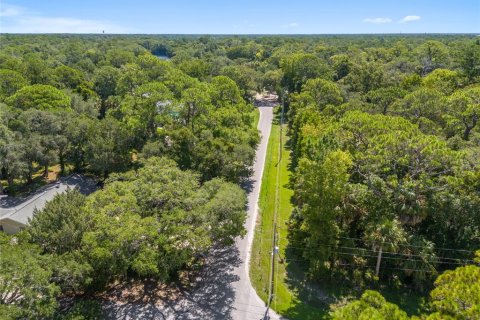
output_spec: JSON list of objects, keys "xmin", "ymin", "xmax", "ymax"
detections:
[
  {"xmin": 400, "ymin": 15, "xmax": 421, "ymax": 23},
  {"xmin": 0, "ymin": 3, "xmax": 129, "ymax": 33},
  {"xmin": 363, "ymin": 17, "xmax": 392, "ymax": 24},
  {"xmin": 0, "ymin": 4, "xmax": 23, "ymax": 17},
  {"xmin": 281, "ymin": 22, "xmax": 299, "ymax": 28}
]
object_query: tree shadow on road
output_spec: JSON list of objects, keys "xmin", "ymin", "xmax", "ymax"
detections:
[{"xmin": 101, "ymin": 245, "xmax": 241, "ymax": 320}]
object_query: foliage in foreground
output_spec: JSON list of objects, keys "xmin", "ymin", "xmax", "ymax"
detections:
[
  {"xmin": 331, "ymin": 253, "xmax": 480, "ymax": 319},
  {"xmin": 0, "ymin": 157, "xmax": 247, "ymax": 318},
  {"xmin": 25, "ymin": 157, "xmax": 247, "ymax": 290},
  {"xmin": 0, "ymin": 233, "xmax": 59, "ymax": 319}
]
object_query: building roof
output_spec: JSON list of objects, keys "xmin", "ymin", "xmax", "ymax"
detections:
[{"xmin": 0, "ymin": 174, "xmax": 97, "ymax": 226}]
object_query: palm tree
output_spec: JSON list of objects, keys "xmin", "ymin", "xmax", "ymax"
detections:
[{"xmin": 365, "ymin": 218, "xmax": 407, "ymax": 277}]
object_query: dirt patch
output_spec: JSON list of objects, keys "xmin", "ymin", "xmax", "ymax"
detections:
[
  {"xmin": 47, "ymin": 165, "xmax": 61, "ymax": 182},
  {"xmin": 98, "ymin": 279, "xmax": 182, "ymax": 306},
  {"xmin": 254, "ymin": 91, "xmax": 279, "ymax": 107}
]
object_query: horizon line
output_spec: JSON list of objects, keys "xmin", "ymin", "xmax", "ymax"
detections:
[{"xmin": 1, "ymin": 32, "xmax": 479, "ymax": 36}]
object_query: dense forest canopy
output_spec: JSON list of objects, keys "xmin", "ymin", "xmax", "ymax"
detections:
[{"xmin": 0, "ymin": 33, "xmax": 479, "ymax": 319}]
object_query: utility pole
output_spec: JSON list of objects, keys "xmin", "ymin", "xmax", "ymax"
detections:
[
  {"xmin": 266, "ymin": 223, "xmax": 277, "ymax": 316},
  {"xmin": 265, "ymin": 90, "xmax": 286, "ymax": 319},
  {"xmin": 375, "ymin": 241, "xmax": 384, "ymax": 277}
]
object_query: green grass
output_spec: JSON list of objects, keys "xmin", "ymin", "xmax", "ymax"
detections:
[
  {"xmin": 252, "ymin": 107, "xmax": 260, "ymax": 128},
  {"xmin": 250, "ymin": 108, "xmax": 327, "ymax": 319}
]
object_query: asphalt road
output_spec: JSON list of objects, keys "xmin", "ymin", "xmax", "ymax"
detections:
[
  {"xmin": 103, "ymin": 105, "xmax": 281, "ymax": 320},
  {"xmin": 230, "ymin": 105, "xmax": 279, "ymax": 320}
]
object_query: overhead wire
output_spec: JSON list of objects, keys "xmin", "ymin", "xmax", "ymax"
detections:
[
  {"xmin": 274, "ymin": 225, "xmax": 475, "ymax": 253},
  {"xmin": 275, "ymin": 241, "xmax": 475, "ymax": 264}
]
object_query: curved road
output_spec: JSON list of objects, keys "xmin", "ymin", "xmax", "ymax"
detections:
[{"xmin": 103, "ymin": 105, "xmax": 281, "ymax": 320}]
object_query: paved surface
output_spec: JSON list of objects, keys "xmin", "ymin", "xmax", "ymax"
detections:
[
  {"xmin": 0, "ymin": 174, "xmax": 97, "ymax": 225},
  {"xmin": 103, "ymin": 105, "xmax": 281, "ymax": 319},
  {"xmin": 231, "ymin": 105, "xmax": 278, "ymax": 320}
]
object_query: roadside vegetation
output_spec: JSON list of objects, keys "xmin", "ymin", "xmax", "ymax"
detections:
[
  {"xmin": 250, "ymin": 36, "xmax": 480, "ymax": 318},
  {"xmin": 0, "ymin": 33, "xmax": 479, "ymax": 319},
  {"xmin": 251, "ymin": 108, "xmax": 327, "ymax": 319},
  {"xmin": 250, "ymin": 109, "xmax": 450, "ymax": 319},
  {"xmin": 285, "ymin": 41, "xmax": 480, "ymax": 318}
]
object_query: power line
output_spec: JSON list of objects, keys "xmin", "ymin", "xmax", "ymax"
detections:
[
  {"xmin": 275, "ymin": 226, "xmax": 475, "ymax": 254},
  {"xmin": 276, "ymin": 238, "xmax": 475, "ymax": 262},
  {"xmin": 336, "ymin": 235, "xmax": 475, "ymax": 253},
  {"xmin": 239, "ymin": 235, "xmax": 474, "ymax": 265},
  {"xmin": 279, "ymin": 246, "xmax": 473, "ymax": 265},
  {"xmin": 282, "ymin": 258, "xmax": 440, "ymax": 274},
  {"xmin": 336, "ymin": 263, "xmax": 438, "ymax": 274},
  {"xmin": 233, "ymin": 246, "xmax": 473, "ymax": 266}
]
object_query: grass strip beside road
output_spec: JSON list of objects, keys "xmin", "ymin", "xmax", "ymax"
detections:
[
  {"xmin": 252, "ymin": 107, "xmax": 260, "ymax": 129},
  {"xmin": 250, "ymin": 108, "xmax": 327, "ymax": 319}
]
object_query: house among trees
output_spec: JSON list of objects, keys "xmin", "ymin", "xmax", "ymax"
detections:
[{"xmin": 0, "ymin": 175, "xmax": 96, "ymax": 234}]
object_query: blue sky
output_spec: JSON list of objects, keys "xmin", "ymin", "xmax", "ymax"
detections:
[{"xmin": 0, "ymin": 0, "xmax": 479, "ymax": 34}]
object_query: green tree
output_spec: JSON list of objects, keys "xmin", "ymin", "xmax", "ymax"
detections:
[
  {"xmin": 5, "ymin": 84, "xmax": 71, "ymax": 111},
  {"xmin": 105, "ymin": 49, "xmax": 135, "ymax": 68},
  {"xmin": 366, "ymin": 87, "xmax": 407, "ymax": 115},
  {"xmin": 0, "ymin": 234, "xmax": 59, "ymax": 319},
  {"xmin": 28, "ymin": 189, "xmax": 92, "ymax": 254},
  {"xmin": 0, "ymin": 124, "xmax": 16, "ymax": 193},
  {"xmin": 416, "ymin": 40, "xmax": 450, "ymax": 75},
  {"xmin": 220, "ymin": 65, "xmax": 259, "ymax": 101},
  {"xmin": 330, "ymin": 54, "xmax": 352, "ymax": 80},
  {"xmin": 81, "ymin": 212, "xmax": 167, "ymax": 287},
  {"xmin": 197, "ymin": 178, "xmax": 247, "ymax": 245},
  {"xmin": 391, "ymin": 88, "xmax": 446, "ymax": 133},
  {"xmin": 457, "ymin": 42, "xmax": 480, "ymax": 82},
  {"xmin": 261, "ymin": 69, "xmax": 283, "ymax": 95},
  {"xmin": 80, "ymin": 157, "xmax": 247, "ymax": 288},
  {"xmin": 0, "ymin": 125, "xmax": 28, "ymax": 189},
  {"xmin": 330, "ymin": 290, "xmax": 409, "ymax": 320},
  {"xmin": 178, "ymin": 58, "xmax": 212, "ymax": 81},
  {"xmin": 290, "ymin": 109, "xmax": 472, "ymax": 284},
  {"xmin": 18, "ymin": 109, "xmax": 65, "ymax": 176},
  {"xmin": 423, "ymin": 68, "xmax": 461, "ymax": 95},
  {"xmin": 65, "ymin": 115, "xmax": 96, "ymax": 172},
  {"xmin": 281, "ymin": 53, "xmax": 333, "ymax": 93},
  {"xmin": 364, "ymin": 218, "xmax": 406, "ymax": 277},
  {"xmin": 181, "ymin": 86, "xmax": 211, "ymax": 133},
  {"xmin": 23, "ymin": 53, "xmax": 52, "ymax": 85},
  {"xmin": 85, "ymin": 117, "xmax": 131, "ymax": 178},
  {"xmin": 115, "ymin": 81, "xmax": 174, "ymax": 140},
  {"xmin": 446, "ymin": 86, "xmax": 480, "ymax": 140},
  {"xmin": 210, "ymin": 76, "xmax": 243, "ymax": 107},
  {"xmin": 344, "ymin": 61, "xmax": 386, "ymax": 93},
  {"xmin": 53, "ymin": 299, "xmax": 102, "ymax": 320},
  {"xmin": 302, "ymin": 78, "xmax": 343, "ymax": 111},
  {"xmin": 429, "ymin": 257, "xmax": 480, "ymax": 319},
  {"xmin": 329, "ymin": 258, "xmax": 480, "ymax": 319},
  {"xmin": 53, "ymin": 65, "xmax": 85, "ymax": 90},
  {"xmin": 0, "ymin": 69, "xmax": 28, "ymax": 100},
  {"xmin": 115, "ymin": 63, "xmax": 148, "ymax": 96},
  {"xmin": 93, "ymin": 66, "xmax": 120, "ymax": 117},
  {"xmin": 293, "ymin": 150, "xmax": 353, "ymax": 277}
]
